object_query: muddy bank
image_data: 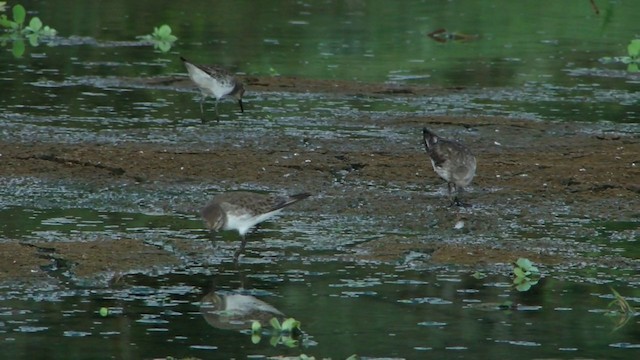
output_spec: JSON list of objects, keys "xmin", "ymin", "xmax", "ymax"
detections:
[{"xmin": 1, "ymin": 77, "xmax": 639, "ymax": 285}]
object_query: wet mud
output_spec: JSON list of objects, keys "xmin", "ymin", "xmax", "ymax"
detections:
[{"xmin": 1, "ymin": 76, "xmax": 639, "ymax": 285}]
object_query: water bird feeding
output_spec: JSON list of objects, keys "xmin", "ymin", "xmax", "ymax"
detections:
[
  {"xmin": 200, "ymin": 191, "xmax": 311, "ymax": 261},
  {"xmin": 180, "ymin": 56, "xmax": 245, "ymax": 120},
  {"xmin": 422, "ymin": 127, "xmax": 476, "ymax": 206}
]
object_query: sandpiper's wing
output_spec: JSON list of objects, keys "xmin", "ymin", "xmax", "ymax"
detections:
[
  {"xmin": 180, "ymin": 57, "xmax": 237, "ymax": 94},
  {"xmin": 266, "ymin": 193, "xmax": 311, "ymax": 213}
]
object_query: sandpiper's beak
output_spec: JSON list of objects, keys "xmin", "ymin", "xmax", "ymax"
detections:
[{"xmin": 238, "ymin": 99, "xmax": 244, "ymax": 113}]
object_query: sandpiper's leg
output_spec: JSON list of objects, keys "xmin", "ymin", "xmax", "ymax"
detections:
[
  {"xmin": 447, "ymin": 182, "xmax": 457, "ymax": 206},
  {"xmin": 214, "ymin": 100, "xmax": 220, "ymax": 121},
  {"xmin": 238, "ymin": 99, "xmax": 244, "ymax": 113},
  {"xmin": 233, "ymin": 235, "xmax": 247, "ymax": 264},
  {"xmin": 199, "ymin": 96, "xmax": 206, "ymax": 122}
]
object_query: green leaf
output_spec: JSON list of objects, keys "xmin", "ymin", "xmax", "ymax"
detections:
[
  {"xmin": 157, "ymin": 24, "xmax": 171, "ymax": 38},
  {"xmin": 513, "ymin": 267, "xmax": 526, "ymax": 278},
  {"xmin": 41, "ymin": 26, "xmax": 56, "ymax": 37},
  {"xmin": 28, "ymin": 17, "xmax": 42, "ymax": 31},
  {"xmin": 251, "ymin": 320, "xmax": 261, "ymax": 333},
  {"xmin": 12, "ymin": 37, "xmax": 25, "ymax": 57},
  {"xmin": 628, "ymin": 39, "xmax": 640, "ymax": 58},
  {"xmin": 515, "ymin": 258, "xmax": 533, "ymax": 271},
  {"xmin": 99, "ymin": 307, "xmax": 109, "ymax": 317},
  {"xmin": 345, "ymin": 355, "xmax": 359, "ymax": 360},
  {"xmin": 251, "ymin": 333, "xmax": 261, "ymax": 344},
  {"xmin": 471, "ymin": 271, "xmax": 486, "ymax": 279},
  {"xmin": 628, "ymin": 63, "xmax": 639, "ymax": 73},
  {"xmin": 12, "ymin": 4, "xmax": 25, "ymax": 25},
  {"xmin": 281, "ymin": 318, "xmax": 300, "ymax": 332},
  {"xmin": 269, "ymin": 317, "xmax": 281, "ymax": 330},
  {"xmin": 0, "ymin": 14, "xmax": 15, "ymax": 28}
]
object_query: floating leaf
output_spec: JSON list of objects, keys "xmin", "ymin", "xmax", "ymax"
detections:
[
  {"xmin": 628, "ymin": 63, "xmax": 639, "ymax": 73},
  {"xmin": 0, "ymin": 14, "xmax": 14, "ymax": 28},
  {"xmin": 27, "ymin": 16, "xmax": 42, "ymax": 32},
  {"xmin": 12, "ymin": 4, "xmax": 25, "ymax": 25},
  {"xmin": 99, "ymin": 307, "xmax": 109, "ymax": 317},
  {"xmin": 471, "ymin": 271, "xmax": 486, "ymax": 279},
  {"xmin": 269, "ymin": 317, "xmax": 281, "ymax": 330},
  {"xmin": 157, "ymin": 24, "xmax": 171, "ymax": 38},
  {"xmin": 628, "ymin": 39, "xmax": 640, "ymax": 58},
  {"xmin": 251, "ymin": 320, "xmax": 261, "ymax": 333},
  {"xmin": 281, "ymin": 318, "xmax": 301, "ymax": 332},
  {"xmin": 515, "ymin": 258, "xmax": 533, "ymax": 271},
  {"xmin": 42, "ymin": 25, "xmax": 56, "ymax": 36},
  {"xmin": 513, "ymin": 267, "xmax": 526, "ymax": 279},
  {"xmin": 251, "ymin": 334, "xmax": 261, "ymax": 344}
]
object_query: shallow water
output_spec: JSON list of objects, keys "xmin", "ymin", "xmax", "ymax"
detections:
[{"xmin": 1, "ymin": 0, "xmax": 640, "ymax": 359}]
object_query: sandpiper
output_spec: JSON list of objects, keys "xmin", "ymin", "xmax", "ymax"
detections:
[
  {"xmin": 201, "ymin": 191, "xmax": 311, "ymax": 261},
  {"xmin": 422, "ymin": 127, "xmax": 477, "ymax": 206},
  {"xmin": 180, "ymin": 56, "xmax": 245, "ymax": 120}
]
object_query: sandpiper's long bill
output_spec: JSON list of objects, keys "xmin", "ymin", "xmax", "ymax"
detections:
[
  {"xmin": 180, "ymin": 56, "xmax": 245, "ymax": 120},
  {"xmin": 201, "ymin": 191, "xmax": 311, "ymax": 261},
  {"xmin": 422, "ymin": 127, "xmax": 476, "ymax": 206}
]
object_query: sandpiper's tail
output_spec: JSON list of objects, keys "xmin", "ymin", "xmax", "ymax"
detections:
[{"xmin": 271, "ymin": 192, "xmax": 311, "ymax": 212}]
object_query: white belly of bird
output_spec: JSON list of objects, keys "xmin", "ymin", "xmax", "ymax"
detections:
[
  {"xmin": 186, "ymin": 64, "xmax": 234, "ymax": 99},
  {"xmin": 224, "ymin": 209, "xmax": 283, "ymax": 236}
]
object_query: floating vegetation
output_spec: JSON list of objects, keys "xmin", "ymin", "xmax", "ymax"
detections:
[
  {"xmin": 512, "ymin": 258, "xmax": 541, "ymax": 292},
  {"xmin": 250, "ymin": 317, "xmax": 302, "ymax": 348},
  {"xmin": 0, "ymin": 3, "xmax": 57, "ymax": 57},
  {"xmin": 600, "ymin": 39, "xmax": 640, "ymax": 72},
  {"xmin": 605, "ymin": 288, "xmax": 638, "ymax": 332},
  {"xmin": 137, "ymin": 24, "xmax": 177, "ymax": 53}
]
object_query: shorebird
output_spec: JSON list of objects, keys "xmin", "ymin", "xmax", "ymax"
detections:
[
  {"xmin": 180, "ymin": 56, "xmax": 245, "ymax": 120},
  {"xmin": 422, "ymin": 127, "xmax": 476, "ymax": 206},
  {"xmin": 201, "ymin": 191, "xmax": 311, "ymax": 261}
]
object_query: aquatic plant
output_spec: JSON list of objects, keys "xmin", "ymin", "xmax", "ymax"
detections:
[
  {"xmin": 512, "ymin": 257, "xmax": 540, "ymax": 292},
  {"xmin": 600, "ymin": 39, "xmax": 640, "ymax": 72},
  {"xmin": 0, "ymin": 3, "xmax": 57, "ymax": 57},
  {"xmin": 137, "ymin": 24, "xmax": 177, "ymax": 53},
  {"xmin": 605, "ymin": 287, "xmax": 637, "ymax": 331},
  {"xmin": 249, "ymin": 317, "xmax": 302, "ymax": 348}
]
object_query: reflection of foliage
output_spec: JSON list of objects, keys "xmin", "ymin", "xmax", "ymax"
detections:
[
  {"xmin": 512, "ymin": 258, "xmax": 540, "ymax": 292},
  {"xmin": 605, "ymin": 288, "xmax": 638, "ymax": 332},
  {"xmin": 600, "ymin": 39, "xmax": 640, "ymax": 73},
  {"xmin": 137, "ymin": 24, "xmax": 177, "ymax": 53},
  {"xmin": 0, "ymin": 3, "xmax": 57, "ymax": 57}
]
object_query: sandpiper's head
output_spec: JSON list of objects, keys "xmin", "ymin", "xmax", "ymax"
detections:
[
  {"xmin": 423, "ymin": 127, "xmax": 439, "ymax": 150},
  {"xmin": 201, "ymin": 203, "xmax": 226, "ymax": 231}
]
